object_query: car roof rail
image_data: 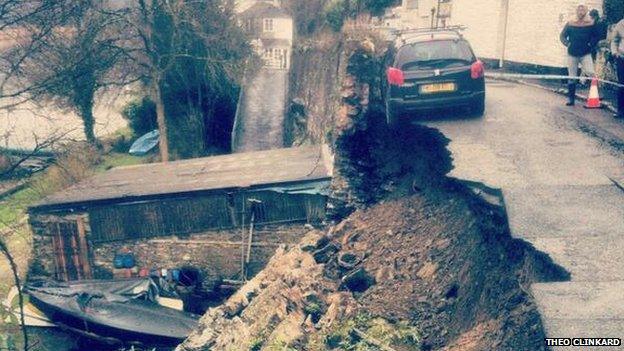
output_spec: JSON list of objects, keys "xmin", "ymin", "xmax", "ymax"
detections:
[
  {"xmin": 392, "ymin": 25, "xmax": 467, "ymax": 45},
  {"xmin": 392, "ymin": 25, "xmax": 467, "ymax": 35}
]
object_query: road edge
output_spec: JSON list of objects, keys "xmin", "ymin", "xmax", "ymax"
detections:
[{"xmin": 488, "ymin": 77, "xmax": 624, "ymax": 151}]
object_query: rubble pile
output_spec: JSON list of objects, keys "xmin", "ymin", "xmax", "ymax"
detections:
[
  {"xmin": 176, "ymin": 230, "xmax": 358, "ymax": 351},
  {"xmin": 179, "ymin": 33, "xmax": 568, "ymax": 351},
  {"xmin": 180, "ymin": 183, "xmax": 567, "ymax": 350}
]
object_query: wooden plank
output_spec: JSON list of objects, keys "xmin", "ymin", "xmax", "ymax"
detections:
[
  {"xmin": 50, "ymin": 233, "xmax": 62, "ymax": 281},
  {"xmin": 147, "ymin": 239, "xmax": 283, "ymax": 247},
  {"xmin": 87, "ymin": 190, "xmax": 325, "ymax": 243},
  {"xmin": 76, "ymin": 217, "xmax": 93, "ymax": 279},
  {"xmin": 69, "ymin": 229, "xmax": 82, "ymax": 281},
  {"xmin": 55, "ymin": 223, "xmax": 69, "ymax": 281}
]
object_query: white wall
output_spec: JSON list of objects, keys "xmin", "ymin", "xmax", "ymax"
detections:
[
  {"xmin": 260, "ymin": 17, "xmax": 294, "ymax": 41},
  {"xmin": 396, "ymin": 0, "xmax": 440, "ymax": 28},
  {"xmin": 450, "ymin": 0, "xmax": 603, "ymax": 67},
  {"xmin": 450, "ymin": 0, "xmax": 502, "ymax": 59}
]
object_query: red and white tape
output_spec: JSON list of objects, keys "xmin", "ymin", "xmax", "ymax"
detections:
[{"xmin": 485, "ymin": 72, "xmax": 624, "ymax": 88}]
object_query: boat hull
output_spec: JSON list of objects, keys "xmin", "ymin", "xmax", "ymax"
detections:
[{"xmin": 28, "ymin": 288, "xmax": 198, "ymax": 347}]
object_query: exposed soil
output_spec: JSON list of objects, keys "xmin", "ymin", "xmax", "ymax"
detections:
[
  {"xmin": 178, "ymin": 34, "xmax": 570, "ymax": 351},
  {"xmin": 324, "ymin": 182, "xmax": 567, "ymax": 350},
  {"xmin": 178, "ymin": 120, "xmax": 569, "ymax": 351},
  {"xmin": 324, "ymin": 91, "xmax": 569, "ymax": 349}
]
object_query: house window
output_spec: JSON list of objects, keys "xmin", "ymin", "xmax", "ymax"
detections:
[
  {"xmin": 263, "ymin": 18, "xmax": 274, "ymax": 32},
  {"xmin": 405, "ymin": 0, "xmax": 418, "ymax": 10}
]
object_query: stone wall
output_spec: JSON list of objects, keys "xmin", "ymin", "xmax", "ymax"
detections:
[
  {"xmin": 286, "ymin": 35, "xmax": 343, "ymax": 145},
  {"xmin": 29, "ymin": 211, "xmax": 314, "ymax": 285},
  {"xmin": 91, "ymin": 223, "xmax": 312, "ymax": 284}
]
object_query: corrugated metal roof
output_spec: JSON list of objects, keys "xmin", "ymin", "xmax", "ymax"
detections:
[{"xmin": 33, "ymin": 145, "xmax": 333, "ymax": 209}]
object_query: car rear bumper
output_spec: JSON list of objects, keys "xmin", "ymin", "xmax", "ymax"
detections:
[{"xmin": 388, "ymin": 91, "xmax": 485, "ymax": 113}]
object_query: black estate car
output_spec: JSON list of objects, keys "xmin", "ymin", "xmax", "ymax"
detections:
[{"xmin": 385, "ymin": 28, "xmax": 486, "ymax": 126}]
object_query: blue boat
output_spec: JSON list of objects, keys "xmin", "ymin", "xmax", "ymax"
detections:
[{"xmin": 129, "ymin": 130, "xmax": 160, "ymax": 156}]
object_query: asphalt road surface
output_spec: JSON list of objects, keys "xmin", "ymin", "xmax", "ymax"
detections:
[
  {"xmin": 232, "ymin": 68, "xmax": 287, "ymax": 153},
  {"xmin": 422, "ymin": 80, "xmax": 624, "ymax": 350}
]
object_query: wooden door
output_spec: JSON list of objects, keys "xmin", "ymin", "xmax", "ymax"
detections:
[{"xmin": 51, "ymin": 217, "xmax": 93, "ymax": 281}]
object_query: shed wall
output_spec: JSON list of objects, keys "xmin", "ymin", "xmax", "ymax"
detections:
[
  {"xmin": 88, "ymin": 191, "xmax": 326, "ymax": 243},
  {"xmin": 91, "ymin": 223, "xmax": 311, "ymax": 283},
  {"xmin": 30, "ymin": 190, "xmax": 326, "ymax": 283}
]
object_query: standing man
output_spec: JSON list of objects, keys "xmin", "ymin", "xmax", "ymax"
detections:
[
  {"xmin": 560, "ymin": 4, "xmax": 598, "ymax": 106},
  {"xmin": 590, "ymin": 9, "xmax": 608, "ymax": 62},
  {"xmin": 611, "ymin": 17, "xmax": 624, "ymax": 118}
]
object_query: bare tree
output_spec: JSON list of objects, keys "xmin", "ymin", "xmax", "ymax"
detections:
[
  {"xmin": 133, "ymin": 0, "xmax": 172, "ymax": 161},
  {"xmin": 3, "ymin": 0, "xmax": 249, "ymax": 160},
  {"xmin": 119, "ymin": 0, "xmax": 250, "ymax": 161},
  {"xmin": 0, "ymin": 131, "xmax": 67, "ymax": 178},
  {"xmin": 0, "ymin": 1, "xmax": 78, "ymax": 103},
  {"xmin": 4, "ymin": 2, "xmax": 134, "ymax": 146},
  {"xmin": 0, "ymin": 224, "xmax": 28, "ymax": 351}
]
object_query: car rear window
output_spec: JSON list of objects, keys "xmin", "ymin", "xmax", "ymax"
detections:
[{"xmin": 396, "ymin": 39, "xmax": 475, "ymax": 71}]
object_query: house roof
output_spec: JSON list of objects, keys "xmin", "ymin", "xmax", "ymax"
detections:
[
  {"xmin": 32, "ymin": 145, "xmax": 333, "ymax": 211},
  {"xmin": 240, "ymin": 1, "xmax": 291, "ymax": 19}
]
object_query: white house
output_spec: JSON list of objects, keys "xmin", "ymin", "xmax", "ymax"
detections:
[
  {"xmin": 381, "ymin": 0, "xmax": 451, "ymax": 29},
  {"xmin": 239, "ymin": 1, "xmax": 294, "ymax": 70},
  {"xmin": 384, "ymin": 0, "xmax": 604, "ymax": 68},
  {"xmin": 448, "ymin": 0, "xmax": 603, "ymax": 68}
]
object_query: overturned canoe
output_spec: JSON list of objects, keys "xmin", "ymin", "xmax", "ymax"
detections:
[
  {"xmin": 129, "ymin": 130, "xmax": 160, "ymax": 156},
  {"xmin": 28, "ymin": 286, "xmax": 199, "ymax": 346}
]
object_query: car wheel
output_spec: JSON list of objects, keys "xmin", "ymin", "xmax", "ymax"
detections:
[
  {"xmin": 470, "ymin": 96, "xmax": 485, "ymax": 117},
  {"xmin": 386, "ymin": 102, "xmax": 402, "ymax": 128}
]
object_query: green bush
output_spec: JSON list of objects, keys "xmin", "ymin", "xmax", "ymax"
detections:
[
  {"xmin": 121, "ymin": 97, "xmax": 158, "ymax": 136},
  {"xmin": 361, "ymin": 0, "xmax": 396, "ymax": 16},
  {"xmin": 324, "ymin": 0, "xmax": 347, "ymax": 32},
  {"xmin": 324, "ymin": 0, "xmax": 397, "ymax": 32},
  {"xmin": 605, "ymin": 0, "xmax": 624, "ymax": 23}
]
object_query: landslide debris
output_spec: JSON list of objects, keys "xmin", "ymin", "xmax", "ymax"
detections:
[
  {"xmin": 179, "ymin": 30, "xmax": 568, "ymax": 351},
  {"xmin": 178, "ymin": 179, "xmax": 567, "ymax": 351}
]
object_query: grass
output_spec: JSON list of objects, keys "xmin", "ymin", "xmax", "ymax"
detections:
[
  {"xmin": 1, "ymin": 151, "xmax": 146, "ymax": 227},
  {"xmin": 95, "ymin": 153, "xmax": 146, "ymax": 172},
  {"xmin": 0, "ymin": 147, "xmax": 148, "ymax": 340},
  {"xmin": 308, "ymin": 312, "xmax": 420, "ymax": 351},
  {"xmin": 0, "ymin": 188, "xmax": 39, "ymax": 230},
  {"xmin": 0, "ymin": 145, "xmax": 148, "ymax": 297}
]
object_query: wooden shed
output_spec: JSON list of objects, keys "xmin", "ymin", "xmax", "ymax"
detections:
[{"xmin": 28, "ymin": 145, "xmax": 333, "ymax": 282}]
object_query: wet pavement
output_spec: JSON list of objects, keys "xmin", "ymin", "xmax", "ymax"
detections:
[
  {"xmin": 232, "ymin": 68, "xmax": 288, "ymax": 153},
  {"xmin": 422, "ymin": 80, "xmax": 624, "ymax": 350}
]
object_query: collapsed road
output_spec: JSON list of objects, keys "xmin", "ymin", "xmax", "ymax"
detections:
[
  {"xmin": 422, "ymin": 80, "xmax": 624, "ymax": 350},
  {"xmin": 177, "ymin": 42, "xmax": 571, "ymax": 351}
]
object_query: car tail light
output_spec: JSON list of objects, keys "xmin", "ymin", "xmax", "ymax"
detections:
[
  {"xmin": 387, "ymin": 67, "xmax": 405, "ymax": 86},
  {"xmin": 471, "ymin": 60, "xmax": 484, "ymax": 79}
]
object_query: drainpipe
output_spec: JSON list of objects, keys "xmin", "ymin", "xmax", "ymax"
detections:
[{"xmin": 499, "ymin": 0, "xmax": 510, "ymax": 68}]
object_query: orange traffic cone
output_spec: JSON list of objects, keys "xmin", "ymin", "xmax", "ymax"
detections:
[{"xmin": 584, "ymin": 78, "xmax": 602, "ymax": 109}]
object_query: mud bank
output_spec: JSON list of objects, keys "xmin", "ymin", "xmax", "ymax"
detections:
[
  {"xmin": 179, "ymin": 30, "xmax": 569, "ymax": 351},
  {"xmin": 176, "ymin": 168, "xmax": 568, "ymax": 350}
]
